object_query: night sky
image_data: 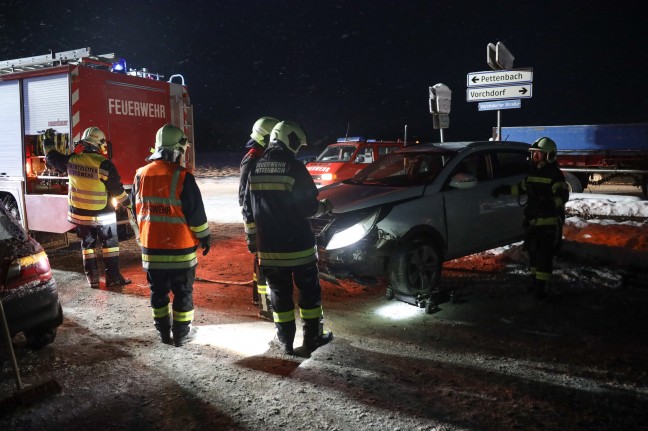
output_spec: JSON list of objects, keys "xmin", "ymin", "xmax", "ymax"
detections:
[{"xmin": 2, "ymin": 0, "xmax": 648, "ymax": 152}]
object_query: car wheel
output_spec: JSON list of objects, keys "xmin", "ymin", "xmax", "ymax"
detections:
[
  {"xmin": 388, "ymin": 239, "xmax": 442, "ymax": 297},
  {"xmin": 24, "ymin": 326, "xmax": 58, "ymax": 349},
  {"xmin": 385, "ymin": 287, "xmax": 395, "ymax": 300}
]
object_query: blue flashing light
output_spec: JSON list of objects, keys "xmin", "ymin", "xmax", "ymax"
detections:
[
  {"xmin": 111, "ymin": 58, "xmax": 127, "ymax": 73},
  {"xmin": 337, "ymin": 136, "xmax": 365, "ymax": 142}
]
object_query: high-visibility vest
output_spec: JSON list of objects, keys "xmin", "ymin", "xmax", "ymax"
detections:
[{"xmin": 135, "ymin": 161, "xmax": 199, "ymax": 270}]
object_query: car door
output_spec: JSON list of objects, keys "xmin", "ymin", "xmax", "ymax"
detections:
[
  {"xmin": 442, "ymin": 150, "xmax": 500, "ymax": 258},
  {"xmin": 488, "ymin": 149, "xmax": 528, "ymax": 243}
]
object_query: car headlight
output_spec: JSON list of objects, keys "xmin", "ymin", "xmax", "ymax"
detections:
[
  {"xmin": 326, "ymin": 209, "xmax": 379, "ymax": 250},
  {"xmin": 321, "ymin": 173, "xmax": 333, "ymax": 181}
]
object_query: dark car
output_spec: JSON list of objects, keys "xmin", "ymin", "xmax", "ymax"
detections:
[
  {"xmin": 311, "ymin": 140, "xmax": 531, "ymax": 310},
  {"xmin": 0, "ymin": 204, "xmax": 63, "ymax": 349}
]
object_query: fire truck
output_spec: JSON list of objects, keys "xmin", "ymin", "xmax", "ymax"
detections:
[{"xmin": 0, "ymin": 48, "xmax": 195, "ymax": 247}]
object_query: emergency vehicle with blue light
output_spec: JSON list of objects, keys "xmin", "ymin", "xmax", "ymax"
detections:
[
  {"xmin": 306, "ymin": 137, "xmax": 405, "ymax": 187},
  {"xmin": 0, "ymin": 48, "xmax": 195, "ymax": 247}
]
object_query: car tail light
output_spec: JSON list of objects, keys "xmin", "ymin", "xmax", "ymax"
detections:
[{"xmin": 4, "ymin": 250, "xmax": 52, "ymax": 291}]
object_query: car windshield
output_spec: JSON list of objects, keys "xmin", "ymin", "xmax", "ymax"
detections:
[
  {"xmin": 349, "ymin": 151, "xmax": 452, "ymax": 186},
  {"xmin": 316, "ymin": 145, "xmax": 357, "ymax": 162}
]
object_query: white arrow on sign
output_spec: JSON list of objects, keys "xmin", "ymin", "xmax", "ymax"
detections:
[
  {"xmin": 466, "ymin": 84, "xmax": 533, "ymax": 102},
  {"xmin": 467, "ymin": 69, "xmax": 533, "ymax": 87}
]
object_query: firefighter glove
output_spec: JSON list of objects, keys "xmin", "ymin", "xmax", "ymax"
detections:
[
  {"xmin": 492, "ymin": 185, "xmax": 509, "ymax": 198},
  {"xmin": 246, "ymin": 233, "xmax": 257, "ymax": 254},
  {"xmin": 314, "ymin": 198, "xmax": 334, "ymax": 217},
  {"xmin": 201, "ymin": 239, "xmax": 211, "ymax": 256}
]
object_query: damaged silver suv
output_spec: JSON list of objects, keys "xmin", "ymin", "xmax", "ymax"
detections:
[{"xmin": 311, "ymin": 140, "xmax": 530, "ymax": 310}]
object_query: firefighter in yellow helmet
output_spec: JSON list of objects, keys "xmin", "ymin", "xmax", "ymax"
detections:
[
  {"xmin": 43, "ymin": 126, "xmax": 131, "ymax": 289},
  {"xmin": 239, "ymin": 117, "xmax": 279, "ymax": 321},
  {"xmin": 132, "ymin": 124, "xmax": 211, "ymax": 346},
  {"xmin": 492, "ymin": 137, "xmax": 570, "ymax": 300},
  {"xmin": 242, "ymin": 121, "xmax": 334, "ymax": 355}
]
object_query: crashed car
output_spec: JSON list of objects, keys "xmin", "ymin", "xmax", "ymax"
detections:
[
  {"xmin": 0, "ymin": 204, "xmax": 63, "ymax": 349},
  {"xmin": 311, "ymin": 140, "xmax": 531, "ymax": 309}
]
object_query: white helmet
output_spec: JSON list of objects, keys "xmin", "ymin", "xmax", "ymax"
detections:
[
  {"xmin": 250, "ymin": 117, "xmax": 279, "ymax": 147},
  {"xmin": 81, "ymin": 126, "xmax": 108, "ymax": 155},
  {"xmin": 270, "ymin": 121, "xmax": 307, "ymax": 154}
]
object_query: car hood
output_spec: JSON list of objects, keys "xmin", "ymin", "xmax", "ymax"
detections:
[{"xmin": 318, "ymin": 182, "xmax": 425, "ymax": 213}]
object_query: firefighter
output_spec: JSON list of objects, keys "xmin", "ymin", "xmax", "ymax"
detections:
[
  {"xmin": 43, "ymin": 127, "xmax": 132, "ymax": 289},
  {"xmin": 132, "ymin": 124, "xmax": 211, "ymax": 346},
  {"xmin": 492, "ymin": 137, "xmax": 570, "ymax": 299},
  {"xmin": 242, "ymin": 120, "xmax": 334, "ymax": 355},
  {"xmin": 239, "ymin": 116, "xmax": 279, "ymax": 321}
]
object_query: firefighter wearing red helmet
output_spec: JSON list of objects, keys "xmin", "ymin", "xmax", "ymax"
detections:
[
  {"xmin": 492, "ymin": 137, "xmax": 570, "ymax": 299},
  {"xmin": 242, "ymin": 120, "xmax": 333, "ymax": 355},
  {"xmin": 132, "ymin": 124, "xmax": 211, "ymax": 346},
  {"xmin": 239, "ymin": 117, "xmax": 280, "ymax": 321},
  {"xmin": 43, "ymin": 126, "xmax": 131, "ymax": 289}
]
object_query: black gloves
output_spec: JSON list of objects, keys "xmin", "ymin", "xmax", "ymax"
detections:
[
  {"xmin": 492, "ymin": 185, "xmax": 509, "ymax": 198},
  {"xmin": 313, "ymin": 198, "xmax": 335, "ymax": 218},
  {"xmin": 246, "ymin": 233, "xmax": 257, "ymax": 254},
  {"xmin": 200, "ymin": 239, "xmax": 211, "ymax": 256}
]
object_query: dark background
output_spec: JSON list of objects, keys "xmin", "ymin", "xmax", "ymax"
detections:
[{"xmin": 2, "ymin": 0, "xmax": 647, "ymax": 151}]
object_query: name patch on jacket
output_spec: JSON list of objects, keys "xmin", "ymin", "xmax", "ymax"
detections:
[
  {"xmin": 142, "ymin": 204, "xmax": 172, "ymax": 215},
  {"xmin": 67, "ymin": 164, "xmax": 98, "ymax": 179},
  {"xmin": 255, "ymin": 161, "xmax": 287, "ymax": 174}
]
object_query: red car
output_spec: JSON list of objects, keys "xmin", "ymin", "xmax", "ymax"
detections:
[
  {"xmin": 306, "ymin": 137, "xmax": 405, "ymax": 187},
  {"xmin": 0, "ymin": 204, "xmax": 63, "ymax": 349}
]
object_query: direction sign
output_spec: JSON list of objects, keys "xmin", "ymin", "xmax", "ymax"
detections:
[
  {"xmin": 467, "ymin": 69, "xmax": 532, "ymax": 87},
  {"xmin": 478, "ymin": 99, "xmax": 521, "ymax": 111},
  {"xmin": 466, "ymin": 84, "xmax": 532, "ymax": 102}
]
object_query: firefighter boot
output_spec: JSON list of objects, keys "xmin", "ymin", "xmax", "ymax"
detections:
[
  {"xmin": 86, "ymin": 270, "xmax": 100, "ymax": 289},
  {"xmin": 302, "ymin": 318, "xmax": 333, "ymax": 352},
  {"xmin": 172, "ymin": 322, "xmax": 197, "ymax": 347},
  {"xmin": 271, "ymin": 321, "xmax": 296, "ymax": 355},
  {"xmin": 154, "ymin": 316, "xmax": 172, "ymax": 345},
  {"xmin": 105, "ymin": 257, "xmax": 131, "ymax": 287}
]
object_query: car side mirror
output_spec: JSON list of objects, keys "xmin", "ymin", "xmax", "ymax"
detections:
[{"xmin": 449, "ymin": 172, "xmax": 477, "ymax": 189}]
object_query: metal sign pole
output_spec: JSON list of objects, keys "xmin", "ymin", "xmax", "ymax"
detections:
[{"xmin": 497, "ymin": 110, "xmax": 502, "ymax": 140}]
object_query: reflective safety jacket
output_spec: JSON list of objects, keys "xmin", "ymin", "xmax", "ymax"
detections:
[
  {"xmin": 511, "ymin": 161, "xmax": 570, "ymax": 227},
  {"xmin": 46, "ymin": 147, "xmax": 129, "ymax": 226},
  {"xmin": 132, "ymin": 157, "xmax": 210, "ymax": 270},
  {"xmin": 242, "ymin": 143, "xmax": 320, "ymax": 268}
]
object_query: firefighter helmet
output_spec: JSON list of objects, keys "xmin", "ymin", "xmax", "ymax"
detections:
[
  {"xmin": 81, "ymin": 126, "xmax": 106, "ymax": 148},
  {"xmin": 529, "ymin": 137, "xmax": 557, "ymax": 163},
  {"xmin": 155, "ymin": 124, "xmax": 188, "ymax": 152},
  {"xmin": 270, "ymin": 121, "xmax": 307, "ymax": 154},
  {"xmin": 81, "ymin": 126, "xmax": 108, "ymax": 156},
  {"xmin": 250, "ymin": 117, "xmax": 279, "ymax": 147}
]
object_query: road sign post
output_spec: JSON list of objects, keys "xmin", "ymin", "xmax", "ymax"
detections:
[{"xmin": 470, "ymin": 43, "xmax": 533, "ymax": 140}]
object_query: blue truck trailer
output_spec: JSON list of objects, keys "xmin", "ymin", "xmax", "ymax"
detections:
[{"xmin": 497, "ymin": 124, "xmax": 648, "ymax": 197}]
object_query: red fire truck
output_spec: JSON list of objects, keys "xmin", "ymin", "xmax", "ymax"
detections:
[{"xmin": 0, "ymin": 48, "xmax": 195, "ymax": 247}]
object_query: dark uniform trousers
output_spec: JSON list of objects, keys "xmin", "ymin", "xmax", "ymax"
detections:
[
  {"xmin": 525, "ymin": 224, "xmax": 562, "ymax": 290},
  {"xmin": 264, "ymin": 262, "xmax": 322, "ymax": 344},
  {"xmin": 147, "ymin": 267, "xmax": 196, "ymax": 333},
  {"xmin": 77, "ymin": 223, "xmax": 121, "ymax": 285}
]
